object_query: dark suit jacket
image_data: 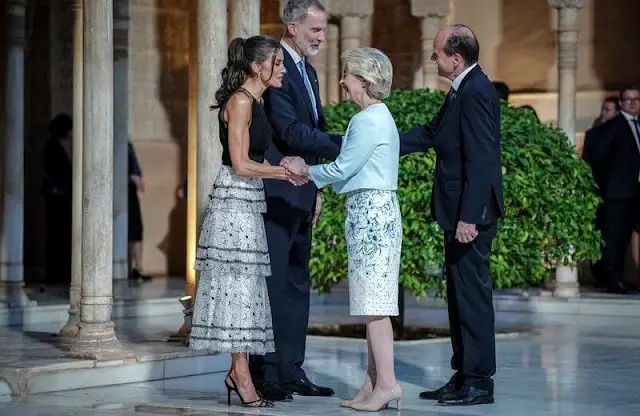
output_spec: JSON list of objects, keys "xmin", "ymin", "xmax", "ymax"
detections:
[
  {"xmin": 581, "ymin": 126, "xmax": 606, "ymax": 195},
  {"xmin": 583, "ymin": 113, "xmax": 640, "ymax": 199},
  {"xmin": 43, "ymin": 139, "xmax": 72, "ymax": 196},
  {"xmin": 263, "ymin": 44, "xmax": 342, "ymax": 216},
  {"xmin": 400, "ymin": 65, "xmax": 504, "ymax": 231},
  {"xmin": 128, "ymin": 141, "xmax": 142, "ymax": 177}
]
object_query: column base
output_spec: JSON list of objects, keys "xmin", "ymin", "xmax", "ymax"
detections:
[
  {"xmin": 65, "ymin": 321, "xmax": 135, "ymax": 361},
  {"xmin": 59, "ymin": 308, "xmax": 80, "ymax": 338},
  {"xmin": 0, "ymin": 281, "xmax": 36, "ymax": 307},
  {"xmin": 553, "ymin": 265, "xmax": 580, "ymax": 298},
  {"xmin": 112, "ymin": 258, "xmax": 128, "ymax": 280},
  {"xmin": 168, "ymin": 295, "xmax": 193, "ymax": 345},
  {"xmin": 167, "ymin": 322, "xmax": 191, "ymax": 345}
]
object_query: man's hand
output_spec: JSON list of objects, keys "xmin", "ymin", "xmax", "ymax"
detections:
[
  {"xmin": 130, "ymin": 175, "xmax": 145, "ymax": 193},
  {"xmin": 280, "ymin": 156, "xmax": 309, "ymax": 177},
  {"xmin": 455, "ymin": 221, "xmax": 478, "ymax": 243},
  {"xmin": 312, "ymin": 192, "xmax": 322, "ymax": 227}
]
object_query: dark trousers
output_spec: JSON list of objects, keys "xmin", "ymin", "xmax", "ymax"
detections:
[
  {"xmin": 601, "ymin": 194, "xmax": 640, "ymax": 286},
  {"xmin": 128, "ymin": 183, "xmax": 143, "ymax": 242},
  {"xmin": 250, "ymin": 210, "xmax": 313, "ymax": 384},
  {"xmin": 444, "ymin": 223, "xmax": 497, "ymax": 391},
  {"xmin": 591, "ymin": 202, "xmax": 606, "ymax": 284}
]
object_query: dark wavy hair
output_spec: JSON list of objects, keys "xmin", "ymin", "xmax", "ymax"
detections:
[{"xmin": 211, "ymin": 36, "xmax": 281, "ymax": 109}]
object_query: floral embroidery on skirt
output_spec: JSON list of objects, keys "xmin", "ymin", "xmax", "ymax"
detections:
[{"xmin": 345, "ymin": 189, "xmax": 402, "ymax": 316}]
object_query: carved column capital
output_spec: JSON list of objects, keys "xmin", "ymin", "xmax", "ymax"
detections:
[
  {"xmin": 330, "ymin": 0, "xmax": 373, "ymax": 18},
  {"xmin": 72, "ymin": 0, "xmax": 82, "ymax": 12},
  {"xmin": 6, "ymin": 0, "xmax": 27, "ymax": 46},
  {"xmin": 548, "ymin": 0, "xmax": 584, "ymax": 9},
  {"xmin": 410, "ymin": 0, "xmax": 450, "ymax": 18},
  {"xmin": 113, "ymin": 0, "xmax": 129, "ymax": 59}
]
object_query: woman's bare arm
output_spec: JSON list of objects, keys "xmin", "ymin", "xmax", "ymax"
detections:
[{"xmin": 225, "ymin": 93, "xmax": 290, "ymax": 181}]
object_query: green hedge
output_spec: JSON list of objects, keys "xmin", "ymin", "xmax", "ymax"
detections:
[{"xmin": 310, "ymin": 89, "xmax": 601, "ymax": 298}]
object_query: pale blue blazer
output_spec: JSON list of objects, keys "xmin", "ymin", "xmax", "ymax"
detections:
[{"xmin": 309, "ymin": 103, "xmax": 399, "ymax": 194}]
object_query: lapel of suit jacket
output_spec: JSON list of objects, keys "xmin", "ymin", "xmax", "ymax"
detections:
[
  {"xmin": 616, "ymin": 113, "xmax": 640, "ymax": 152},
  {"xmin": 283, "ymin": 47, "xmax": 318, "ymax": 126},
  {"xmin": 307, "ymin": 64, "xmax": 324, "ymax": 125},
  {"xmin": 431, "ymin": 65, "xmax": 483, "ymax": 142}
]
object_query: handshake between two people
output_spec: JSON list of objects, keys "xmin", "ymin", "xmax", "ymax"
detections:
[{"xmin": 281, "ymin": 156, "xmax": 310, "ymax": 187}]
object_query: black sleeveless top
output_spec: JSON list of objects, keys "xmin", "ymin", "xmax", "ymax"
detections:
[{"xmin": 220, "ymin": 88, "xmax": 272, "ymax": 166}]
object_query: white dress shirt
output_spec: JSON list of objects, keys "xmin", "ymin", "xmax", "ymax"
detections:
[
  {"xmin": 451, "ymin": 63, "xmax": 478, "ymax": 92},
  {"xmin": 620, "ymin": 111, "xmax": 640, "ymax": 181}
]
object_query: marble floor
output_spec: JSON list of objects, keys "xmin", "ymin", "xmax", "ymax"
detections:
[{"xmin": 2, "ymin": 309, "xmax": 640, "ymax": 415}]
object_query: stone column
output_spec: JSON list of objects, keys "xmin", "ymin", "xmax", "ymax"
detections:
[
  {"xmin": 197, "ymin": 0, "xmax": 227, "ymax": 225},
  {"xmin": 112, "ymin": 0, "xmax": 129, "ymax": 282},
  {"xmin": 172, "ymin": 0, "xmax": 226, "ymax": 344},
  {"xmin": 1, "ymin": 0, "xmax": 31, "ymax": 307},
  {"xmin": 308, "ymin": 43, "xmax": 328, "ymax": 105},
  {"xmin": 360, "ymin": 16, "xmax": 372, "ymax": 47},
  {"xmin": 66, "ymin": 0, "xmax": 132, "ymax": 360},
  {"xmin": 332, "ymin": 1, "xmax": 373, "ymax": 100},
  {"xmin": 229, "ymin": 0, "xmax": 260, "ymax": 39},
  {"xmin": 60, "ymin": 0, "xmax": 83, "ymax": 337},
  {"xmin": 549, "ymin": 0, "xmax": 584, "ymax": 299},
  {"xmin": 339, "ymin": 16, "xmax": 361, "ymax": 54},
  {"xmin": 185, "ymin": 0, "xmax": 198, "ymax": 299},
  {"xmin": 333, "ymin": 0, "xmax": 374, "ymax": 52},
  {"xmin": 410, "ymin": 0, "xmax": 450, "ymax": 90},
  {"xmin": 326, "ymin": 23, "xmax": 340, "ymax": 105},
  {"xmin": 549, "ymin": 0, "xmax": 583, "ymax": 146},
  {"xmin": 170, "ymin": 2, "xmax": 199, "ymax": 345}
]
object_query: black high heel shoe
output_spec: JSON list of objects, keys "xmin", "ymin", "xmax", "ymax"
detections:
[{"xmin": 225, "ymin": 373, "xmax": 274, "ymax": 407}]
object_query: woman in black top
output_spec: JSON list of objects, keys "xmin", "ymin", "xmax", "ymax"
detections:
[{"xmin": 189, "ymin": 36, "xmax": 303, "ymax": 408}]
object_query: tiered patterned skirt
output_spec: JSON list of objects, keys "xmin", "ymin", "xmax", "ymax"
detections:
[{"xmin": 189, "ymin": 165, "xmax": 275, "ymax": 354}]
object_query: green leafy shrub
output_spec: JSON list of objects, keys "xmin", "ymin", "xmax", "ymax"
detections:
[{"xmin": 310, "ymin": 89, "xmax": 601, "ymax": 298}]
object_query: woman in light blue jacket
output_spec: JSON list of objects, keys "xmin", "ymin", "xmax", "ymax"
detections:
[{"xmin": 282, "ymin": 47, "xmax": 402, "ymax": 412}]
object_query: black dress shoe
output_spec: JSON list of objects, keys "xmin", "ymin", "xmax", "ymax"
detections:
[
  {"xmin": 606, "ymin": 280, "xmax": 634, "ymax": 295},
  {"xmin": 437, "ymin": 384, "xmax": 494, "ymax": 406},
  {"xmin": 283, "ymin": 377, "xmax": 334, "ymax": 396},
  {"xmin": 419, "ymin": 377, "xmax": 460, "ymax": 400},
  {"xmin": 255, "ymin": 381, "xmax": 293, "ymax": 401}
]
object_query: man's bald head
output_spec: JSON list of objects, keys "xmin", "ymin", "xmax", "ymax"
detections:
[
  {"xmin": 441, "ymin": 24, "xmax": 479, "ymax": 67},
  {"xmin": 431, "ymin": 24, "xmax": 479, "ymax": 80}
]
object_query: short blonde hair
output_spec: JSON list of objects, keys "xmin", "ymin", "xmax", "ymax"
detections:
[{"xmin": 341, "ymin": 47, "xmax": 393, "ymax": 100}]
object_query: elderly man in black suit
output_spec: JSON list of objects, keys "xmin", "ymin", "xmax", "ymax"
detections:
[{"xmin": 400, "ymin": 24, "xmax": 504, "ymax": 406}]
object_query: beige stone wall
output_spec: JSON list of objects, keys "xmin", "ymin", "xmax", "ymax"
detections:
[{"xmin": 128, "ymin": 0, "xmax": 190, "ymax": 276}]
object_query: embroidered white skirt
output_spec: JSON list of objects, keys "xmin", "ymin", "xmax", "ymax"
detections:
[
  {"xmin": 345, "ymin": 189, "xmax": 403, "ymax": 316},
  {"xmin": 189, "ymin": 165, "xmax": 275, "ymax": 354}
]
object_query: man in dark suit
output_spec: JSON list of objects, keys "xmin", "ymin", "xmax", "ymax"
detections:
[
  {"xmin": 249, "ymin": 0, "xmax": 342, "ymax": 401},
  {"xmin": 582, "ymin": 86, "xmax": 640, "ymax": 294},
  {"xmin": 400, "ymin": 24, "xmax": 504, "ymax": 406},
  {"xmin": 582, "ymin": 98, "xmax": 619, "ymax": 288}
]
